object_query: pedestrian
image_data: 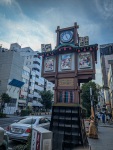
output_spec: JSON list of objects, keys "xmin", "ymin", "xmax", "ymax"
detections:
[
  {"xmin": 97, "ymin": 112, "xmax": 101, "ymax": 123},
  {"xmin": 109, "ymin": 113, "xmax": 112, "ymax": 122},
  {"xmin": 102, "ymin": 113, "xmax": 105, "ymax": 124},
  {"xmin": 106, "ymin": 114, "xmax": 109, "ymax": 123}
]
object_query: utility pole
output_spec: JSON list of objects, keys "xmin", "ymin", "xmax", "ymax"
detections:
[
  {"xmin": 44, "ymin": 79, "xmax": 47, "ymax": 91},
  {"xmin": 90, "ymin": 87, "xmax": 95, "ymax": 118}
]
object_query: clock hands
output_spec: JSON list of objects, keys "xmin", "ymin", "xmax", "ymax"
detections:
[
  {"xmin": 60, "ymin": 31, "xmax": 73, "ymax": 43},
  {"xmin": 65, "ymin": 32, "xmax": 69, "ymax": 40}
]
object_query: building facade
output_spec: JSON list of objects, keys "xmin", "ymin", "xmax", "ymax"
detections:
[
  {"xmin": 100, "ymin": 44, "xmax": 113, "ymax": 111},
  {"xmin": 108, "ymin": 62, "xmax": 113, "ymax": 115},
  {"xmin": 0, "ymin": 43, "xmax": 54, "ymax": 114},
  {"xmin": 10, "ymin": 43, "xmax": 54, "ymax": 107},
  {"xmin": 0, "ymin": 50, "xmax": 26, "ymax": 114}
]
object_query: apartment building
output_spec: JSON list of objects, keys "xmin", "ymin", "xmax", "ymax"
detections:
[
  {"xmin": 0, "ymin": 50, "xmax": 28, "ymax": 114},
  {"xmin": 97, "ymin": 89, "xmax": 106, "ymax": 113},
  {"xmin": 10, "ymin": 43, "xmax": 45, "ymax": 105},
  {"xmin": 108, "ymin": 62, "xmax": 113, "ymax": 114},
  {"xmin": 0, "ymin": 43, "xmax": 54, "ymax": 114},
  {"xmin": 100, "ymin": 43, "xmax": 113, "ymax": 110}
]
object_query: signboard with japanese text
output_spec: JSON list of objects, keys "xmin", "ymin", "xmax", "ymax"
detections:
[
  {"xmin": 79, "ymin": 36, "xmax": 89, "ymax": 47},
  {"xmin": 41, "ymin": 44, "xmax": 52, "ymax": 52},
  {"xmin": 58, "ymin": 78, "xmax": 74, "ymax": 87}
]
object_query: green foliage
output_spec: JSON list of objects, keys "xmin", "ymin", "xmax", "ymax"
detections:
[
  {"xmin": 21, "ymin": 109, "xmax": 32, "ymax": 116},
  {"xmin": 81, "ymin": 81, "xmax": 99, "ymax": 117},
  {"xmin": 12, "ymin": 144, "xmax": 27, "ymax": 150},
  {"xmin": 0, "ymin": 112, "xmax": 6, "ymax": 118},
  {"xmin": 26, "ymin": 131, "xmax": 32, "ymax": 150},
  {"xmin": 39, "ymin": 90, "xmax": 53, "ymax": 110},
  {"xmin": 1, "ymin": 93, "xmax": 11, "ymax": 103},
  {"xmin": 0, "ymin": 93, "xmax": 11, "ymax": 112},
  {"xmin": 12, "ymin": 131, "xmax": 32, "ymax": 150}
]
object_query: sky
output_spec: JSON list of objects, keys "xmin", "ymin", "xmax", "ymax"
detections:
[{"xmin": 0, "ymin": 0, "xmax": 113, "ymax": 85}]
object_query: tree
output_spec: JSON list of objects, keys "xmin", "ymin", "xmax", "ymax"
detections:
[
  {"xmin": 81, "ymin": 81, "xmax": 99, "ymax": 117},
  {"xmin": 0, "ymin": 93, "xmax": 11, "ymax": 112},
  {"xmin": 39, "ymin": 90, "xmax": 53, "ymax": 111}
]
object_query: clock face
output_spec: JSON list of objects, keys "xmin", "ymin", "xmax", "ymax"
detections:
[{"xmin": 60, "ymin": 30, "xmax": 73, "ymax": 43}]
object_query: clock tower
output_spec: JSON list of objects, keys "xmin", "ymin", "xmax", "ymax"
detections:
[
  {"xmin": 40, "ymin": 22, "xmax": 98, "ymax": 150},
  {"xmin": 56, "ymin": 22, "xmax": 79, "ymax": 46}
]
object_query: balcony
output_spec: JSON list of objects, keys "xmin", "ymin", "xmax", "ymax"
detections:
[
  {"xmin": 31, "ymin": 71, "xmax": 35, "ymax": 76},
  {"xmin": 34, "ymin": 70, "xmax": 40, "ymax": 76},
  {"xmin": 33, "ymin": 92, "xmax": 41, "ymax": 98},
  {"xmin": 34, "ymin": 85, "xmax": 43, "ymax": 91},
  {"xmin": 32, "ymin": 64, "xmax": 39, "ymax": 68},
  {"xmin": 33, "ymin": 57, "xmax": 41, "ymax": 62},
  {"xmin": 30, "ymin": 78, "xmax": 35, "ymax": 83},
  {"xmin": 28, "ymin": 94, "xmax": 33, "ymax": 98},
  {"xmin": 29, "ymin": 86, "xmax": 34, "ymax": 90},
  {"xmin": 20, "ymin": 91, "xmax": 28, "ymax": 97}
]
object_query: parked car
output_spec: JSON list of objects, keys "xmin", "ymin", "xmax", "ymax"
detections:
[
  {"xmin": 0, "ymin": 127, "xmax": 8, "ymax": 150},
  {"xmin": 6, "ymin": 116, "xmax": 50, "ymax": 142}
]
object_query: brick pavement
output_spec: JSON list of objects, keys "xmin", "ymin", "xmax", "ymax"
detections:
[{"xmin": 88, "ymin": 125, "xmax": 113, "ymax": 150}]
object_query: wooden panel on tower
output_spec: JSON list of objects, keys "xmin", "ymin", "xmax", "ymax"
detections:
[
  {"xmin": 58, "ymin": 78, "xmax": 74, "ymax": 87},
  {"xmin": 44, "ymin": 56, "xmax": 56, "ymax": 72},
  {"xmin": 78, "ymin": 52, "xmax": 93, "ymax": 70},
  {"xmin": 58, "ymin": 53, "xmax": 75, "ymax": 72}
]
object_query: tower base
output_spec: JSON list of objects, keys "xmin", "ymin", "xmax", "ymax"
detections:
[{"xmin": 50, "ymin": 105, "xmax": 88, "ymax": 150}]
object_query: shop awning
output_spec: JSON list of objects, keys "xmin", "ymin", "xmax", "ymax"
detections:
[{"xmin": 8, "ymin": 79, "xmax": 24, "ymax": 88}]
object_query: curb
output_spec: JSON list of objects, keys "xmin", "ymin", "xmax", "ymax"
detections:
[{"xmin": 99, "ymin": 125, "xmax": 113, "ymax": 128}]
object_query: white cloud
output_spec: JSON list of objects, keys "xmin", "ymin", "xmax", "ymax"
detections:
[
  {"xmin": 0, "ymin": 40, "xmax": 10, "ymax": 49},
  {"xmin": 95, "ymin": 0, "xmax": 113, "ymax": 19},
  {"xmin": 0, "ymin": 0, "xmax": 13, "ymax": 5},
  {"xmin": 0, "ymin": 3, "xmax": 56, "ymax": 51}
]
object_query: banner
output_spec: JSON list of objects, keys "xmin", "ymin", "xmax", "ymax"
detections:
[
  {"xmin": 79, "ymin": 36, "xmax": 89, "ymax": 47},
  {"xmin": 41, "ymin": 44, "xmax": 52, "ymax": 52}
]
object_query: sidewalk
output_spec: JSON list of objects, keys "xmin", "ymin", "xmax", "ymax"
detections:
[
  {"xmin": 88, "ymin": 124, "xmax": 113, "ymax": 150},
  {"xmin": 98, "ymin": 122, "xmax": 113, "ymax": 128}
]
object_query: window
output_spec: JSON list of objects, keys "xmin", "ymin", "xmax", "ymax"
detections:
[
  {"xmin": 26, "ymin": 61, "xmax": 31, "ymax": 65},
  {"xmin": 58, "ymin": 91, "xmax": 74, "ymax": 103},
  {"xmin": 35, "ymin": 82, "xmax": 38, "ymax": 85},
  {"xmin": 31, "ymin": 82, "xmax": 35, "ymax": 87},
  {"xmin": 22, "ymin": 70, "xmax": 29, "ymax": 76},
  {"xmin": 19, "ymin": 118, "xmax": 36, "ymax": 124},
  {"xmin": 22, "ymin": 78, "xmax": 29, "ymax": 84},
  {"xmin": 33, "ymin": 61, "xmax": 40, "ymax": 66},
  {"xmin": 39, "ymin": 118, "xmax": 49, "ymax": 124},
  {"xmin": 30, "ymin": 75, "xmax": 35, "ymax": 81},
  {"xmin": 24, "ymin": 87, "xmax": 28, "ymax": 92},
  {"xmin": 32, "ymin": 68, "xmax": 40, "ymax": 72},
  {"xmin": 29, "ymin": 90, "xmax": 33, "ymax": 94},
  {"xmin": 36, "ymin": 75, "xmax": 39, "ymax": 78}
]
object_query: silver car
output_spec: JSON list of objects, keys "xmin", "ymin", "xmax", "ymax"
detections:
[{"xmin": 6, "ymin": 116, "xmax": 50, "ymax": 142}]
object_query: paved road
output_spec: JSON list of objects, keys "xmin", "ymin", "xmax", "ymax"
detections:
[
  {"xmin": 0, "ymin": 116, "xmax": 23, "ymax": 129},
  {"xmin": 88, "ymin": 126, "xmax": 113, "ymax": 150}
]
